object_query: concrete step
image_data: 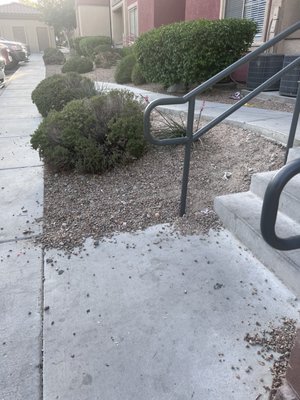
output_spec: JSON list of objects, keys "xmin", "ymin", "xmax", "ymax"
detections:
[
  {"xmin": 287, "ymin": 146, "xmax": 300, "ymax": 162},
  {"xmin": 214, "ymin": 191, "xmax": 300, "ymax": 296},
  {"xmin": 250, "ymin": 170, "xmax": 300, "ymax": 225}
]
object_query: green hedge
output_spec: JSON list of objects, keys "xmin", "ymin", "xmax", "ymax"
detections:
[
  {"xmin": 30, "ymin": 90, "xmax": 147, "ymax": 173},
  {"xmin": 43, "ymin": 48, "xmax": 66, "ymax": 65},
  {"xmin": 62, "ymin": 56, "xmax": 93, "ymax": 73},
  {"xmin": 114, "ymin": 54, "xmax": 136, "ymax": 84},
  {"xmin": 135, "ymin": 18, "xmax": 257, "ymax": 87},
  {"xmin": 79, "ymin": 36, "xmax": 111, "ymax": 56},
  {"xmin": 70, "ymin": 37, "xmax": 83, "ymax": 54},
  {"xmin": 131, "ymin": 63, "xmax": 146, "ymax": 85},
  {"xmin": 31, "ymin": 72, "xmax": 96, "ymax": 117}
]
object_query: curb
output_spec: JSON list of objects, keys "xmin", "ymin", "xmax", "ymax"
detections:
[{"xmin": 275, "ymin": 329, "xmax": 300, "ymax": 400}]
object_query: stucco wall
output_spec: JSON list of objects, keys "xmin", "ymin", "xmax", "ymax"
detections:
[
  {"xmin": 154, "ymin": 0, "xmax": 185, "ymax": 28},
  {"xmin": 77, "ymin": 5, "xmax": 110, "ymax": 37},
  {"xmin": 0, "ymin": 18, "xmax": 55, "ymax": 52},
  {"xmin": 185, "ymin": 0, "xmax": 220, "ymax": 20},
  {"xmin": 279, "ymin": 0, "xmax": 300, "ymax": 54},
  {"xmin": 267, "ymin": 0, "xmax": 300, "ymax": 54},
  {"xmin": 138, "ymin": 0, "xmax": 155, "ymax": 34},
  {"xmin": 138, "ymin": 0, "xmax": 185, "ymax": 34}
]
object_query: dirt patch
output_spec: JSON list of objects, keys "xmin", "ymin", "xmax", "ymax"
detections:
[
  {"xmin": 245, "ymin": 318, "xmax": 297, "ymax": 399},
  {"xmin": 40, "ymin": 122, "xmax": 284, "ymax": 251},
  {"xmin": 41, "ymin": 64, "xmax": 286, "ymax": 252}
]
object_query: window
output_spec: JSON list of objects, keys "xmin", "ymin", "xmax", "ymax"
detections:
[
  {"xmin": 225, "ymin": 0, "xmax": 267, "ymax": 38},
  {"xmin": 129, "ymin": 6, "xmax": 138, "ymax": 39}
]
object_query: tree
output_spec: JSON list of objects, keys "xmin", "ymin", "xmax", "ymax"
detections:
[{"xmin": 38, "ymin": 0, "xmax": 76, "ymax": 44}]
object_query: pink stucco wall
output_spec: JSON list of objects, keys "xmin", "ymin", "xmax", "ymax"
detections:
[
  {"xmin": 154, "ymin": 0, "xmax": 186, "ymax": 28},
  {"xmin": 138, "ymin": 0, "xmax": 155, "ymax": 33},
  {"xmin": 185, "ymin": 0, "xmax": 220, "ymax": 20},
  {"xmin": 138, "ymin": 0, "xmax": 185, "ymax": 34}
]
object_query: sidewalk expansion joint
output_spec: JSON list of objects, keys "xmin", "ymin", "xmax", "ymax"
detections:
[
  {"xmin": 0, "ymin": 234, "xmax": 41, "ymax": 245},
  {"xmin": 0, "ymin": 164, "xmax": 42, "ymax": 172}
]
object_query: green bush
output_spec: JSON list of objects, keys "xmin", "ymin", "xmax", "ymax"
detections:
[
  {"xmin": 135, "ymin": 18, "xmax": 257, "ymax": 87},
  {"xmin": 79, "ymin": 36, "xmax": 111, "ymax": 56},
  {"xmin": 31, "ymin": 72, "xmax": 96, "ymax": 117},
  {"xmin": 30, "ymin": 90, "xmax": 147, "ymax": 173},
  {"xmin": 43, "ymin": 48, "xmax": 66, "ymax": 65},
  {"xmin": 94, "ymin": 44, "xmax": 111, "ymax": 54},
  {"xmin": 70, "ymin": 37, "xmax": 84, "ymax": 54},
  {"xmin": 131, "ymin": 63, "xmax": 146, "ymax": 85},
  {"xmin": 114, "ymin": 54, "xmax": 136, "ymax": 84},
  {"xmin": 62, "ymin": 56, "xmax": 93, "ymax": 73},
  {"xmin": 95, "ymin": 50, "xmax": 121, "ymax": 68}
]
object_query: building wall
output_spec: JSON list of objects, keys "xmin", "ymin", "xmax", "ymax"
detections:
[
  {"xmin": 0, "ymin": 18, "xmax": 55, "ymax": 52},
  {"xmin": 185, "ymin": 0, "xmax": 220, "ymax": 20},
  {"xmin": 272, "ymin": 0, "xmax": 300, "ymax": 54},
  {"xmin": 154, "ymin": 0, "xmax": 185, "ymax": 28},
  {"xmin": 138, "ymin": 0, "xmax": 155, "ymax": 34},
  {"xmin": 77, "ymin": 5, "xmax": 110, "ymax": 37},
  {"xmin": 111, "ymin": 1, "xmax": 125, "ymax": 44}
]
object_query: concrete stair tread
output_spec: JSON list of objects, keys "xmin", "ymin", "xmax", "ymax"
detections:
[
  {"xmin": 214, "ymin": 191, "xmax": 300, "ymax": 295},
  {"xmin": 251, "ymin": 169, "xmax": 300, "ymax": 201}
]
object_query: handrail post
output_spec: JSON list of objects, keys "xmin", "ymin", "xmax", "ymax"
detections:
[
  {"xmin": 180, "ymin": 97, "xmax": 195, "ymax": 216},
  {"xmin": 285, "ymin": 81, "xmax": 300, "ymax": 164}
]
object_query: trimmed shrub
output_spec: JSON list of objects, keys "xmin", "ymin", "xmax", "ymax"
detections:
[
  {"xmin": 30, "ymin": 90, "xmax": 147, "ymax": 173},
  {"xmin": 70, "ymin": 37, "xmax": 84, "ymax": 54},
  {"xmin": 135, "ymin": 18, "xmax": 257, "ymax": 87},
  {"xmin": 94, "ymin": 44, "xmax": 111, "ymax": 54},
  {"xmin": 31, "ymin": 72, "xmax": 96, "ymax": 117},
  {"xmin": 131, "ymin": 63, "xmax": 146, "ymax": 85},
  {"xmin": 114, "ymin": 54, "xmax": 136, "ymax": 84},
  {"xmin": 62, "ymin": 56, "xmax": 93, "ymax": 73},
  {"xmin": 79, "ymin": 36, "xmax": 111, "ymax": 57},
  {"xmin": 95, "ymin": 51, "xmax": 121, "ymax": 68},
  {"xmin": 43, "ymin": 48, "xmax": 66, "ymax": 65}
]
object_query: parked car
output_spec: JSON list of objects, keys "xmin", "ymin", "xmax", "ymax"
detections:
[
  {"xmin": 0, "ymin": 43, "xmax": 13, "ymax": 70},
  {"xmin": 0, "ymin": 55, "xmax": 5, "ymax": 88},
  {"xmin": 0, "ymin": 38, "xmax": 29, "ymax": 66}
]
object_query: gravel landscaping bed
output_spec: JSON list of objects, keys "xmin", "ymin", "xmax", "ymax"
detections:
[
  {"xmin": 40, "ymin": 120, "xmax": 284, "ymax": 251},
  {"xmin": 40, "ymin": 64, "xmax": 287, "ymax": 252}
]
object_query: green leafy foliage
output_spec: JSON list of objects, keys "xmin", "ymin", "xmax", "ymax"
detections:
[
  {"xmin": 70, "ymin": 37, "xmax": 83, "ymax": 54},
  {"xmin": 38, "ymin": 0, "xmax": 76, "ymax": 36},
  {"xmin": 30, "ymin": 90, "xmax": 147, "ymax": 173},
  {"xmin": 31, "ymin": 72, "xmax": 96, "ymax": 117},
  {"xmin": 78, "ymin": 36, "xmax": 111, "ymax": 56},
  {"xmin": 43, "ymin": 47, "xmax": 66, "ymax": 65},
  {"xmin": 131, "ymin": 63, "xmax": 146, "ymax": 85},
  {"xmin": 94, "ymin": 50, "xmax": 121, "ymax": 68},
  {"xmin": 114, "ymin": 54, "xmax": 137, "ymax": 84},
  {"xmin": 135, "ymin": 18, "xmax": 257, "ymax": 87},
  {"xmin": 61, "ymin": 56, "xmax": 93, "ymax": 73}
]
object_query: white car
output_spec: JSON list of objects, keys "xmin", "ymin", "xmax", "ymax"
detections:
[{"xmin": 0, "ymin": 55, "xmax": 5, "ymax": 88}]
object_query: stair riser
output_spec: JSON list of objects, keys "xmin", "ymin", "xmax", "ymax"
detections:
[
  {"xmin": 287, "ymin": 147, "xmax": 300, "ymax": 163},
  {"xmin": 214, "ymin": 196, "xmax": 300, "ymax": 297},
  {"xmin": 250, "ymin": 175, "xmax": 300, "ymax": 225}
]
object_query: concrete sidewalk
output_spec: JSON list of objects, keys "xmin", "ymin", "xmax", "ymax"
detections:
[
  {"xmin": 1, "ymin": 60, "xmax": 300, "ymax": 400},
  {"xmin": 96, "ymin": 82, "xmax": 300, "ymax": 146},
  {"xmin": 0, "ymin": 54, "xmax": 44, "ymax": 400}
]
